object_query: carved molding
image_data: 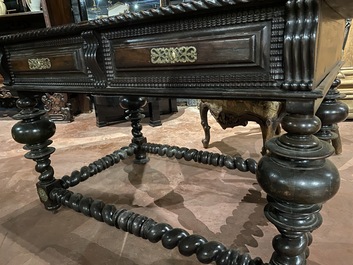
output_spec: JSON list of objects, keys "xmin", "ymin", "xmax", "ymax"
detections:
[
  {"xmin": 82, "ymin": 31, "xmax": 107, "ymax": 88},
  {"xmin": 110, "ymin": 73, "xmax": 277, "ymax": 88},
  {"xmin": 0, "ymin": 23, "xmax": 87, "ymax": 44},
  {"xmin": 12, "ymin": 77, "xmax": 95, "ymax": 87},
  {"xmin": 282, "ymin": 0, "xmax": 318, "ymax": 91}
]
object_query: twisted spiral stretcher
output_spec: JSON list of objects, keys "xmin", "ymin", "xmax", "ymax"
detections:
[{"xmin": 50, "ymin": 143, "xmax": 263, "ymax": 265}]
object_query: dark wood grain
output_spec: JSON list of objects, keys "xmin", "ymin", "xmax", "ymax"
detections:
[{"xmin": 1, "ymin": 1, "xmax": 351, "ymax": 264}]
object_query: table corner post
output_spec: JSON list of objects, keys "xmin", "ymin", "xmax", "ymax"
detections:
[
  {"xmin": 11, "ymin": 95, "xmax": 62, "ymax": 211},
  {"xmin": 256, "ymin": 101, "xmax": 340, "ymax": 265}
]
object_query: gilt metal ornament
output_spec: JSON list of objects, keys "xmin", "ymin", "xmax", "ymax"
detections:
[
  {"xmin": 151, "ymin": 46, "xmax": 197, "ymax": 64},
  {"xmin": 28, "ymin": 58, "xmax": 51, "ymax": 70}
]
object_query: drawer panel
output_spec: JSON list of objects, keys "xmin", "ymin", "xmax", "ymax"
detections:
[
  {"xmin": 7, "ymin": 37, "xmax": 94, "ymax": 87},
  {"xmin": 114, "ymin": 36, "xmax": 257, "ymax": 68},
  {"xmin": 11, "ymin": 52, "xmax": 82, "ymax": 73},
  {"xmin": 111, "ymin": 22, "xmax": 270, "ymax": 71},
  {"xmin": 107, "ymin": 21, "xmax": 272, "ymax": 88}
]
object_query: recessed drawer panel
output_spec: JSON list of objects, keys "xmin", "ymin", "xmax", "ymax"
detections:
[
  {"xmin": 7, "ymin": 37, "xmax": 94, "ymax": 87},
  {"xmin": 107, "ymin": 22, "xmax": 271, "ymax": 89},
  {"xmin": 114, "ymin": 36, "xmax": 257, "ymax": 69},
  {"xmin": 11, "ymin": 52, "xmax": 82, "ymax": 72},
  {"xmin": 111, "ymin": 22, "xmax": 269, "ymax": 71}
]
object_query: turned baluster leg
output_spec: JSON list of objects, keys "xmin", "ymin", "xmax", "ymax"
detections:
[
  {"xmin": 119, "ymin": 96, "xmax": 149, "ymax": 164},
  {"xmin": 11, "ymin": 96, "xmax": 61, "ymax": 211},
  {"xmin": 315, "ymin": 79, "xmax": 349, "ymax": 155},
  {"xmin": 257, "ymin": 100, "xmax": 341, "ymax": 265}
]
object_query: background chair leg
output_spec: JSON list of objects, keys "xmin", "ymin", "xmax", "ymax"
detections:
[{"xmin": 199, "ymin": 101, "xmax": 211, "ymax": 148}]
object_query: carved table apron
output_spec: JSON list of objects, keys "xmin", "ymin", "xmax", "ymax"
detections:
[{"xmin": 1, "ymin": 0, "xmax": 352, "ymax": 264}]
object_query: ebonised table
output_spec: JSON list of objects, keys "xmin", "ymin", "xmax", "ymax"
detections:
[{"xmin": 1, "ymin": 1, "xmax": 352, "ymax": 264}]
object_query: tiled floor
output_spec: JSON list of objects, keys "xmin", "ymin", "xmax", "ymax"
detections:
[{"xmin": 0, "ymin": 106, "xmax": 352, "ymax": 265}]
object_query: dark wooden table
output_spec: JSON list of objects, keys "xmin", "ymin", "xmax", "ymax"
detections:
[{"xmin": 1, "ymin": 1, "xmax": 352, "ymax": 264}]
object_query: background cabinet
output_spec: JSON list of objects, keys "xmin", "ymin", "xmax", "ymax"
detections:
[{"xmin": 0, "ymin": 0, "xmax": 90, "ymax": 121}]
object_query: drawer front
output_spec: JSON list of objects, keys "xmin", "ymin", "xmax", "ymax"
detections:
[
  {"xmin": 7, "ymin": 37, "xmax": 94, "ymax": 87},
  {"xmin": 107, "ymin": 22, "xmax": 272, "ymax": 88},
  {"xmin": 11, "ymin": 51, "xmax": 82, "ymax": 73},
  {"xmin": 114, "ymin": 33, "xmax": 258, "ymax": 68}
]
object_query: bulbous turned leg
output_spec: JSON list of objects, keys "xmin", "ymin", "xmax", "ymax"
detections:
[
  {"xmin": 119, "ymin": 96, "xmax": 149, "ymax": 164},
  {"xmin": 257, "ymin": 100, "xmax": 340, "ymax": 265},
  {"xmin": 11, "ymin": 96, "xmax": 61, "ymax": 211},
  {"xmin": 315, "ymin": 79, "xmax": 349, "ymax": 154},
  {"xmin": 199, "ymin": 101, "xmax": 211, "ymax": 148}
]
